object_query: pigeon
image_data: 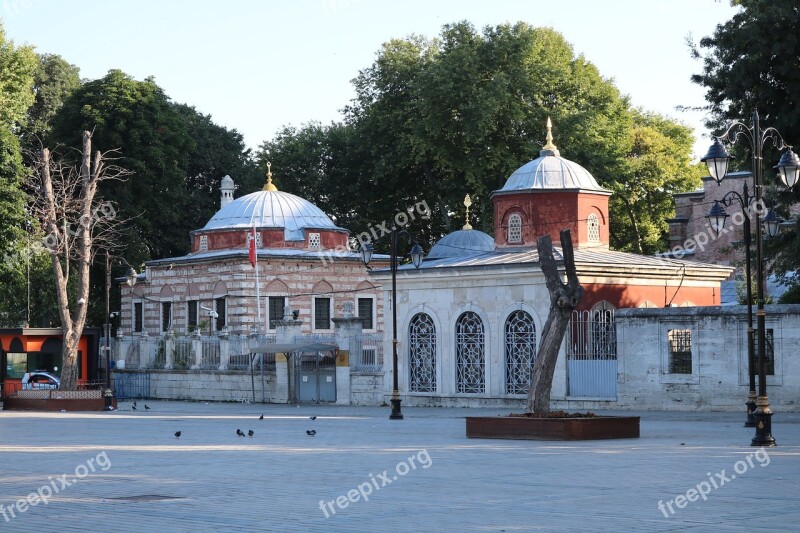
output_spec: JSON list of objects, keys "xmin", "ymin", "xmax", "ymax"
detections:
[
  {"xmin": 144, "ymin": 404, "xmax": 151, "ymax": 411},
  {"xmin": 174, "ymin": 431, "xmax": 181, "ymax": 439},
  {"xmin": 309, "ymin": 416, "xmax": 317, "ymax": 421},
  {"xmin": 131, "ymin": 405, "xmax": 137, "ymax": 411},
  {"xmin": 306, "ymin": 429, "xmax": 316, "ymax": 437},
  {"xmin": 236, "ymin": 429, "xmax": 245, "ymax": 437},
  {"xmin": 259, "ymin": 414, "xmax": 264, "ymax": 420},
  {"xmin": 248, "ymin": 430, "xmax": 254, "ymax": 438},
  {"xmin": 133, "ymin": 401, "xmax": 137, "ymax": 408}
]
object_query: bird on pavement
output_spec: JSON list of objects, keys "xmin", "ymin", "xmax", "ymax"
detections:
[
  {"xmin": 236, "ymin": 429, "xmax": 245, "ymax": 437},
  {"xmin": 259, "ymin": 414, "xmax": 264, "ymax": 420},
  {"xmin": 131, "ymin": 405, "xmax": 137, "ymax": 411},
  {"xmin": 248, "ymin": 430, "xmax": 254, "ymax": 437},
  {"xmin": 309, "ymin": 416, "xmax": 317, "ymax": 421},
  {"xmin": 133, "ymin": 401, "xmax": 137, "ymax": 408},
  {"xmin": 144, "ymin": 404, "xmax": 151, "ymax": 411},
  {"xmin": 306, "ymin": 430, "xmax": 316, "ymax": 437},
  {"xmin": 174, "ymin": 431, "xmax": 181, "ymax": 439}
]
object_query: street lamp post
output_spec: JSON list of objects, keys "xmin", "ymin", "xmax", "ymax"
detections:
[
  {"xmin": 701, "ymin": 110, "xmax": 800, "ymax": 447},
  {"xmin": 104, "ymin": 253, "xmax": 138, "ymax": 410},
  {"xmin": 360, "ymin": 229, "xmax": 424, "ymax": 420}
]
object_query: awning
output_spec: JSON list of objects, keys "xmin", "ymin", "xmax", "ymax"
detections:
[{"xmin": 250, "ymin": 342, "xmax": 338, "ymax": 354}]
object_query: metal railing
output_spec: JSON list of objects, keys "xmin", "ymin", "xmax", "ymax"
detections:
[
  {"xmin": 352, "ymin": 333, "xmax": 384, "ymax": 371},
  {"xmin": 199, "ymin": 338, "xmax": 221, "ymax": 369}
]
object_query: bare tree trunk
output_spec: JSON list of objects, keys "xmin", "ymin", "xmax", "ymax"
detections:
[{"xmin": 526, "ymin": 230, "xmax": 584, "ymax": 414}]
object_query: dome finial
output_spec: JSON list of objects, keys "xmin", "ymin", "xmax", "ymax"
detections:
[
  {"xmin": 263, "ymin": 162, "xmax": 278, "ymax": 192},
  {"xmin": 541, "ymin": 117, "xmax": 560, "ymax": 156},
  {"xmin": 462, "ymin": 194, "xmax": 473, "ymax": 230}
]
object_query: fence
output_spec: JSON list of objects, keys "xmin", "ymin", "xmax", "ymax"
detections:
[
  {"xmin": 174, "ymin": 338, "xmax": 193, "ymax": 369},
  {"xmin": 352, "ymin": 333, "xmax": 384, "ymax": 371},
  {"xmin": 199, "ymin": 338, "xmax": 221, "ymax": 369},
  {"xmin": 114, "ymin": 373, "xmax": 151, "ymax": 400}
]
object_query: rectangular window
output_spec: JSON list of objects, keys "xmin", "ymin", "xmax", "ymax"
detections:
[
  {"xmin": 6, "ymin": 353, "xmax": 28, "ymax": 378},
  {"xmin": 268, "ymin": 296, "xmax": 286, "ymax": 329},
  {"xmin": 314, "ymin": 297, "xmax": 331, "ymax": 330},
  {"xmin": 187, "ymin": 300, "xmax": 198, "ymax": 330},
  {"xmin": 215, "ymin": 297, "xmax": 226, "ymax": 331},
  {"xmin": 357, "ymin": 297, "xmax": 374, "ymax": 330},
  {"xmin": 668, "ymin": 329, "xmax": 692, "ymax": 374},
  {"xmin": 161, "ymin": 302, "xmax": 172, "ymax": 333},
  {"xmin": 134, "ymin": 302, "xmax": 143, "ymax": 333},
  {"xmin": 753, "ymin": 329, "xmax": 775, "ymax": 376}
]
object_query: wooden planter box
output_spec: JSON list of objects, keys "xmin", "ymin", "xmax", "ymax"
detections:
[{"xmin": 466, "ymin": 415, "xmax": 640, "ymax": 441}]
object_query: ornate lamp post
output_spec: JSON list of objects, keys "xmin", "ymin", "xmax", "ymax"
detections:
[
  {"xmin": 701, "ymin": 110, "xmax": 800, "ymax": 446},
  {"xmin": 104, "ymin": 253, "xmax": 138, "ymax": 410},
  {"xmin": 360, "ymin": 230, "xmax": 424, "ymax": 420}
]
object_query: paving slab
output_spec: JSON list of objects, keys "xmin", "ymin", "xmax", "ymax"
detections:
[{"xmin": 0, "ymin": 401, "xmax": 798, "ymax": 532}]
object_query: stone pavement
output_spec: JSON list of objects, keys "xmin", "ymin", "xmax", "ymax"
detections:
[{"xmin": 0, "ymin": 401, "xmax": 798, "ymax": 532}]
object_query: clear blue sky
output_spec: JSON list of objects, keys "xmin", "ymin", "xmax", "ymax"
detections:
[{"xmin": 2, "ymin": 0, "xmax": 739, "ymax": 158}]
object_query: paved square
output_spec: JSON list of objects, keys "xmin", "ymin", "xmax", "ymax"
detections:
[{"xmin": 1, "ymin": 402, "xmax": 798, "ymax": 532}]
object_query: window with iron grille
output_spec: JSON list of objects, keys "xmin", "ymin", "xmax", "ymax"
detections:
[
  {"xmin": 314, "ymin": 297, "xmax": 331, "ymax": 330},
  {"xmin": 269, "ymin": 296, "xmax": 286, "ymax": 329},
  {"xmin": 505, "ymin": 310, "xmax": 536, "ymax": 394},
  {"xmin": 753, "ymin": 329, "xmax": 775, "ymax": 376},
  {"xmin": 508, "ymin": 213, "xmax": 522, "ymax": 243},
  {"xmin": 187, "ymin": 300, "xmax": 198, "ymax": 329},
  {"xmin": 409, "ymin": 313, "xmax": 436, "ymax": 392},
  {"xmin": 161, "ymin": 302, "xmax": 172, "ymax": 333},
  {"xmin": 456, "ymin": 311, "xmax": 485, "ymax": 393},
  {"xmin": 588, "ymin": 213, "xmax": 600, "ymax": 242},
  {"xmin": 308, "ymin": 232, "xmax": 321, "ymax": 249},
  {"xmin": 199, "ymin": 235, "xmax": 208, "ymax": 251},
  {"xmin": 668, "ymin": 329, "xmax": 692, "ymax": 374},
  {"xmin": 133, "ymin": 302, "xmax": 143, "ymax": 333},
  {"xmin": 357, "ymin": 298, "xmax": 374, "ymax": 330},
  {"xmin": 215, "ymin": 297, "xmax": 226, "ymax": 331}
]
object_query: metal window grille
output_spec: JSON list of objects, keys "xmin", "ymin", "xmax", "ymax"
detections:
[
  {"xmin": 269, "ymin": 297, "xmax": 286, "ymax": 329},
  {"xmin": 456, "ymin": 311, "xmax": 485, "ymax": 394},
  {"xmin": 668, "ymin": 329, "xmax": 692, "ymax": 374},
  {"xmin": 505, "ymin": 310, "xmax": 536, "ymax": 394},
  {"xmin": 588, "ymin": 213, "xmax": 600, "ymax": 242},
  {"xmin": 215, "ymin": 298, "xmax": 226, "ymax": 331},
  {"xmin": 508, "ymin": 213, "xmax": 522, "ymax": 243},
  {"xmin": 309, "ymin": 232, "xmax": 321, "ymax": 249},
  {"xmin": 199, "ymin": 235, "xmax": 208, "ymax": 251},
  {"xmin": 161, "ymin": 302, "xmax": 172, "ymax": 333},
  {"xmin": 187, "ymin": 300, "xmax": 198, "ymax": 330},
  {"xmin": 314, "ymin": 297, "xmax": 331, "ymax": 330},
  {"xmin": 409, "ymin": 313, "xmax": 436, "ymax": 392},
  {"xmin": 353, "ymin": 333, "xmax": 383, "ymax": 371},
  {"xmin": 357, "ymin": 298, "xmax": 374, "ymax": 330},
  {"xmin": 753, "ymin": 329, "xmax": 775, "ymax": 376}
]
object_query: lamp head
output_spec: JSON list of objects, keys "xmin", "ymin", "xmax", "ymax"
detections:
[
  {"xmin": 775, "ymin": 147, "xmax": 800, "ymax": 190},
  {"xmin": 410, "ymin": 243, "xmax": 424, "ymax": 268},
  {"xmin": 359, "ymin": 242, "xmax": 374, "ymax": 266},
  {"xmin": 701, "ymin": 138, "xmax": 731, "ymax": 185},
  {"xmin": 706, "ymin": 201, "xmax": 729, "ymax": 236},
  {"xmin": 763, "ymin": 209, "xmax": 781, "ymax": 238}
]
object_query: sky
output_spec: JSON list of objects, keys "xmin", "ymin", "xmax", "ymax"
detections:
[{"xmin": 2, "ymin": 0, "xmax": 740, "ymax": 158}]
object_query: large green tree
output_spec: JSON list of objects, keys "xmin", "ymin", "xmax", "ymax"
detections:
[
  {"xmin": 259, "ymin": 21, "xmax": 697, "ymax": 254},
  {"xmin": 691, "ymin": 0, "xmax": 800, "ymax": 294}
]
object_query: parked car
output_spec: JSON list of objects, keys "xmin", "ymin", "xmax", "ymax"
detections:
[{"xmin": 21, "ymin": 372, "xmax": 60, "ymax": 390}]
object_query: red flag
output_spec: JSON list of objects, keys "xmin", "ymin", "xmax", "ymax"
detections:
[{"xmin": 249, "ymin": 226, "xmax": 257, "ymax": 267}]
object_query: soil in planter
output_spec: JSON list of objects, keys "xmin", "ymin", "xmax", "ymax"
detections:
[{"xmin": 507, "ymin": 411, "xmax": 596, "ymax": 418}]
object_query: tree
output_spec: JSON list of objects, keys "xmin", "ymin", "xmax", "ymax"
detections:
[
  {"xmin": 0, "ymin": 23, "xmax": 37, "ymax": 278},
  {"xmin": 27, "ymin": 131, "xmax": 130, "ymax": 389},
  {"xmin": 526, "ymin": 230, "xmax": 584, "ymax": 414},
  {"xmin": 691, "ymin": 1, "xmax": 800, "ymax": 286}
]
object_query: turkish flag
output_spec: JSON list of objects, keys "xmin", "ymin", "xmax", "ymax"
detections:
[{"xmin": 249, "ymin": 226, "xmax": 257, "ymax": 267}]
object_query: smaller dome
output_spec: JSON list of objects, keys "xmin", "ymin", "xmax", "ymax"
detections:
[
  {"xmin": 500, "ymin": 152, "xmax": 608, "ymax": 192},
  {"xmin": 427, "ymin": 229, "xmax": 495, "ymax": 260}
]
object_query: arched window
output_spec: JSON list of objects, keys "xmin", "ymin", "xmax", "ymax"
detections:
[
  {"xmin": 505, "ymin": 310, "xmax": 537, "ymax": 394},
  {"xmin": 455, "ymin": 311, "xmax": 485, "ymax": 393},
  {"xmin": 587, "ymin": 213, "xmax": 600, "ymax": 243},
  {"xmin": 508, "ymin": 213, "xmax": 522, "ymax": 244},
  {"xmin": 590, "ymin": 301, "xmax": 616, "ymax": 359},
  {"xmin": 409, "ymin": 313, "xmax": 436, "ymax": 392}
]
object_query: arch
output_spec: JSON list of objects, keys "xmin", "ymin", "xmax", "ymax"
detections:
[
  {"xmin": 159, "ymin": 285, "xmax": 174, "ymax": 300},
  {"xmin": 408, "ymin": 312, "xmax": 437, "ymax": 393},
  {"xmin": 9, "ymin": 337, "xmax": 24, "ymax": 352},
  {"xmin": 312, "ymin": 280, "xmax": 333, "ymax": 295},
  {"xmin": 455, "ymin": 311, "xmax": 485, "ymax": 394},
  {"xmin": 504, "ymin": 310, "xmax": 537, "ymax": 395},
  {"xmin": 507, "ymin": 213, "xmax": 523, "ymax": 244},
  {"xmin": 589, "ymin": 301, "xmax": 616, "ymax": 358},
  {"xmin": 265, "ymin": 279, "xmax": 289, "ymax": 293},
  {"xmin": 356, "ymin": 280, "xmax": 377, "ymax": 291},
  {"xmin": 212, "ymin": 280, "xmax": 228, "ymax": 298}
]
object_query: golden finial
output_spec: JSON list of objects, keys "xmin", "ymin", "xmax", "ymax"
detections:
[
  {"xmin": 263, "ymin": 161, "xmax": 278, "ymax": 192},
  {"xmin": 542, "ymin": 117, "xmax": 557, "ymax": 151},
  {"xmin": 463, "ymin": 194, "xmax": 473, "ymax": 230}
]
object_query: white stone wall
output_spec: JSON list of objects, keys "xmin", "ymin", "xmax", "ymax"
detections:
[
  {"xmin": 615, "ymin": 305, "xmax": 800, "ymax": 411},
  {"xmin": 141, "ymin": 370, "xmax": 275, "ymax": 403}
]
